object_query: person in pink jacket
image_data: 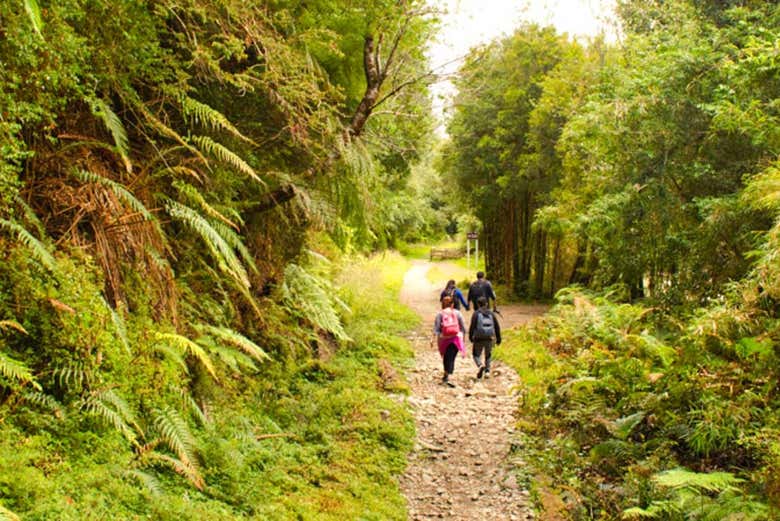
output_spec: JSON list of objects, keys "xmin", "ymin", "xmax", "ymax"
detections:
[{"xmin": 431, "ymin": 295, "xmax": 466, "ymax": 387}]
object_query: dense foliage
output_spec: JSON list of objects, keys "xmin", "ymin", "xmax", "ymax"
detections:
[
  {"xmin": 441, "ymin": 0, "xmax": 779, "ymax": 302},
  {"xmin": 448, "ymin": 0, "xmax": 780, "ymax": 519},
  {"xmin": 0, "ymin": 0, "xmax": 444, "ymax": 518}
]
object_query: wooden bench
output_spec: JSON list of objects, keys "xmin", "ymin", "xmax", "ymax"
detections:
[{"xmin": 429, "ymin": 247, "xmax": 464, "ymax": 260}]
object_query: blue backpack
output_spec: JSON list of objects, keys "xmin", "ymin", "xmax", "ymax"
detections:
[{"xmin": 474, "ymin": 310, "xmax": 495, "ymax": 340}]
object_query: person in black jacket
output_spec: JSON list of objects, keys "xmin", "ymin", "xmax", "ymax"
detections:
[
  {"xmin": 467, "ymin": 271, "xmax": 497, "ymax": 311},
  {"xmin": 468, "ymin": 296, "xmax": 501, "ymax": 379}
]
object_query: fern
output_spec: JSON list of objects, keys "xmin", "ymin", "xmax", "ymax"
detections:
[
  {"xmin": 72, "ymin": 169, "xmax": 153, "ymax": 221},
  {"xmin": 177, "ymin": 388, "xmax": 208, "ymax": 425},
  {"xmin": 281, "ymin": 263, "xmax": 351, "ymax": 341},
  {"xmin": 612, "ymin": 411, "xmax": 645, "ymax": 441},
  {"xmin": 165, "ymin": 199, "xmax": 250, "ymax": 289},
  {"xmin": 103, "ymin": 298, "xmax": 130, "ymax": 355},
  {"xmin": 653, "ymin": 468, "xmax": 742, "ymax": 493},
  {"xmin": 191, "ymin": 135, "xmax": 264, "ymax": 185},
  {"xmin": 153, "ymin": 331, "xmax": 217, "ymax": 380},
  {"xmin": 151, "ymin": 342, "xmax": 188, "ymax": 372},
  {"xmin": 198, "ymin": 324, "xmax": 269, "ymax": 363},
  {"xmin": 0, "ymin": 350, "xmax": 40, "ymax": 390},
  {"xmin": 152, "ymin": 407, "xmax": 200, "ymax": 479},
  {"xmin": 173, "ymin": 180, "xmax": 240, "ymax": 230},
  {"xmin": 0, "ymin": 504, "xmax": 21, "ymax": 521},
  {"xmin": 145, "ymin": 451, "xmax": 204, "ymax": 490},
  {"xmin": 53, "ymin": 362, "xmax": 92, "ymax": 391},
  {"xmin": 210, "ymin": 344, "xmax": 257, "ymax": 373},
  {"xmin": 0, "ymin": 320, "xmax": 27, "ymax": 335},
  {"xmin": 22, "ymin": 391, "xmax": 65, "ymax": 418},
  {"xmin": 82, "ymin": 389, "xmax": 140, "ymax": 443},
  {"xmin": 23, "ymin": 0, "xmax": 43, "ymax": 39},
  {"xmin": 124, "ymin": 469, "xmax": 163, "ymax": 496},
  {"xmin": 90, "ymin": 99, "xmax": 132, "ymax": 173},
  {"xmin": 179, "ymin": 95, "xmax": 252, "ymax": 143},
  {"xmin": 0, "ymin": 218, "xmax": 56, "ymax": 271},
  {"xmin": 14, "ymin": 194, "xmax": 46, "ymax": 238}
]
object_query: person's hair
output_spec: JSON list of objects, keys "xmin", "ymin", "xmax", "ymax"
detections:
[
  {"xmin": 476, "ymin": 271, "xmax": 485, "ymax": 279},
  {"xmin": 477, "ymin": 296, "xmax": 488, "ymax": 307},
  {"xmin": 441, "ymin": 295, "xmax": 453, "ymax": 309},
  {"xmin": 446, "ymin": 279, "xmax": 456, "ymax": 289}
]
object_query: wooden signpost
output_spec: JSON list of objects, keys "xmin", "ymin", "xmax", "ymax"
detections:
[{"xmin": 466, "ymin": 231, "xmax": 478, "ymax": 269}]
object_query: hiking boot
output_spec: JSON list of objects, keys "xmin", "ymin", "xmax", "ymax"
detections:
[
  {"xmin": 476, "ymin": 365, "xmax": 485, "ymax": 379},
  {"xmin": 445, "ymin": 380, "xmax": 456, "ymax": 388},
  {"xmin": 483, "ymin": 371, "xmax": 490, "ymax": 380}
]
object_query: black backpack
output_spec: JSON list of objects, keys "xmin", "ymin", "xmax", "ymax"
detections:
[
  {"xmin": 443, "ymin": 286, "xmax": 461, "ymax": 309},
  {"xmin": 474, "ymin": 310, "xmax": 495, "ymax": 340},
  {"xmin": 470, "ymin": 280, "xmax": 486, "ymax": 302}
]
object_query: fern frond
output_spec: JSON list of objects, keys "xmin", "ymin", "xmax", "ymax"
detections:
[
  {"xmin": 82, "ymin": 391, "xmax": 138, "ymax": 443},
  {"xmin": 179, "ymin": 96, "xmax": 252, "ymax": 143},
  {"xmin": 124, "ymin": 469, "xmax": 163, "ymax": 496},
  {"xmin": 103, "ymin": 298, "xmax": 130, "ymax": 355},
  {"xmin": 198, "ymin": 325, "xmax": 268, "ymax": 363},
  {"xmin": 177, "ymin": 388, "xmax": 208, "ymax": 425},
  {"xmin": 0, "ymin": 320, "xmax": 27, "ymax": 335},
  {"xmin": 72, "ymin": 170, "xmax": 153, "ymax": 221},
  {"xmin": 612, "ymin": 411, "xmax": 645, "ymax": 441},
  {"xmin": 90, "ymin": 99, "xmax": 132, "ymax": 173},
  {"xmin": 14, "ymin": 194, "xmax": 46, "ymax": 238},
  {"xmin": 210, "ymin": 344, "xmax": 258, "ymax": 373},
  {"xmin": 145, "ymin": 451, "xmax": 204, "ymax": 490},
  {"xmin": 0, "ymin": 503, "xmax": 21, "ymax": 521},
  {"xmin": 282, "ymin": 263, "xmax": 351, "ymax": 341},
  {"xmin": 53, "ymin": 362, "xmax": 92, "ymax": 391},
  {"xmin": 153, "ymin": 332, "xmax": 217, "ymax": 380},
  {"xmin": 208, "ymin": 219, "xmax": 257, "ymax": 274},
  {"xmin": 653, "ymin": 468, "xmax": 742, "ymax": 493},
  {"xmin": 192, "ymin": 135, "xmax": 264, "ymax": 185},
  {"xmin": 23, "ymin": 0, "xmax": 43, "ymax": 39},
  {"xmin": 165, "ymin": 200, "xmax": 250, "ymax": 289},
  {"xmin": 174, "ymin": 180, "xmax": 240, "ymax": 230},
  {"xmin": 151, "ymin": 342, "xmax": 188, "ymax": 372},
  {"xmin": 22, "ymin": 390, "xmax": 65, "ymax": 418},
  {"xmin": 0, "ymin": 219, "xmax": 56, "ymax": 271},
  {"xmin": 0, "ymin": 349, "xmax": 40, "ymax": 390},
  {"xmin": 97, "ymin": 388, "xmax": 142, "ymax": 435},
  {"xmin": 132, "ymin": 101, "xmax": 209, "ymax": 167},
  {"xmin": 152, "ymin": 406, "xmax": 199, "ymax": 474}
]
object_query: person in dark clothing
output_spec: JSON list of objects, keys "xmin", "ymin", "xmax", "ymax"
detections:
[
  {"xmin": 431, "ymin": 295, "xmax": 467, "ymax": 387},
  {"xmin": 440, "ymin": 279, "xmax": 469, "ymax": 311},
  {"xmin": 467, "ymin": 271, "xmax": 497, "ymax": 311},
  {"xmin": 468, "ymin": 296, "xmax": 501, "ymax": 379}
]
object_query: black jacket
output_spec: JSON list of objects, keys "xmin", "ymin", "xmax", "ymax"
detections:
[{"xmin": 468, "ymin": 307, "xmax": 501, "ymax": 344}]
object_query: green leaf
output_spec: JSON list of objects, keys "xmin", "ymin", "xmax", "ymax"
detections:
[{"xmin": 23, "ymin": 0, "xmax": 43, "ymax": 39}]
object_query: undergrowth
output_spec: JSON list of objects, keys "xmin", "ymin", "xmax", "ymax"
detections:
[
  {"xmin": 0, "ymin": 249, "xmax": 417, "ymax": 520},
  {"xmin": 497, "ymin": 287, "xmax": 780, "ymax": 520}
]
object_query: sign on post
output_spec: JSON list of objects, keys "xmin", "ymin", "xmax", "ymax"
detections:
[{"xmin": 466, "ymin": 232, "xmax": 479, "ymax": 268}]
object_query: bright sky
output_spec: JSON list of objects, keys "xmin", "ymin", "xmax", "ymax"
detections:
[{"xmin": 427, "ymin": 0, "xmax": 618, "ymax": 132}]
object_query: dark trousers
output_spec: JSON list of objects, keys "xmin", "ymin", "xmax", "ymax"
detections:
[
  {"xmin": 443, "ymin": 344, "xmax": 458, "ymax": 375},
  {"xmin": 472, "ymin": 339, "xmax": 494, "ymax": 371}
]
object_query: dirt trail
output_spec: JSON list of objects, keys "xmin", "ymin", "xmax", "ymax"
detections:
[{"xmin": 398, "ymin": 260, "xmax": 546, "ymax": 521}]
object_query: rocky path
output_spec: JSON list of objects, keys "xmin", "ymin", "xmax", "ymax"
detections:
[{"xmin": 398, "ymin": 261, "xmax": 546, "ymax": 521}]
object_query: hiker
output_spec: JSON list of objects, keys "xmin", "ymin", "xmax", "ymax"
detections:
[
  {"xmin": 439, "ymin": 279, "xmax": 469, "ymax": 311},
  {"xmin": 431, "ymin": 295, "xmax": 466, "ymax": 387},
  {"xmin": 467, "ymin": 271, "xmax": 497, "ymax": 311},
  {"xmin": 469, "ymin": 296, "xmax": 501, "ymax": 379}
]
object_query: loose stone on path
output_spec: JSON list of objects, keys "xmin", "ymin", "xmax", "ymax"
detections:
[{"xmin": 397, "ymin": 260, "xmax": 540, "ymax": 521}]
